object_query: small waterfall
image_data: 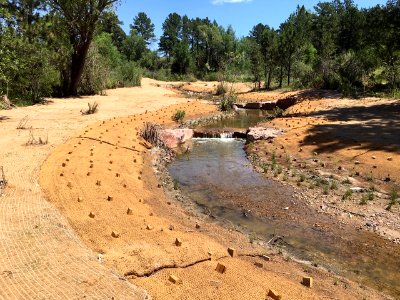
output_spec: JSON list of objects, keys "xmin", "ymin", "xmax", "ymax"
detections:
[
  {"xmin": 220, "ymin": 132, "xmax": 234, "ymax": 138},
  {"xmin": 193, "ymin": 130, "xmax": 240, "ymax": 139}
]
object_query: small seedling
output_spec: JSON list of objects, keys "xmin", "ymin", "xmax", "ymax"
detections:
[
  {"xmin": 342, "ymin": 189, "xmax": 353, "ymax": 201},
  {"xmin": 360, "ymin": 191, "xmax": 374, "ymax": 205},
  {"xmin": 386, "ymin": 188, "xmax": 398, "ymax": 211},
  {"xmin": 173, "ymin": 179, "xmax": 179, "ymax": 190},
  {"xmin": 330, "ymin": 180, "xmax": 338, "ymax": 190},
  {"xmin": 298, "ymin": 174, "xmax": 306, "ymax": 182},
  {"xmin": 277, "ymin": 165, "xmax": 283, "ymax": 175},
  {"xmin": 323, "ymin": 184, "xmax": 330, "ymax": 195},
  {"xmin": 366, "ymin": 172, "xmax": 374, "ymax": 182}
]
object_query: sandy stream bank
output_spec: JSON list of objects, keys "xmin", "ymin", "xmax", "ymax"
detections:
[
  {"xmin": 0, "ymin": 79, "xmax": 391, "ymax": 299},
  {"xmin": 40, "ymin": 83, "xmax": 390, "ymax": 299}
]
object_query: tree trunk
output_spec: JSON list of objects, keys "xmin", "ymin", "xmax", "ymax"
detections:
[
  {"xmin": 287, "ymin": 60, "xmax": 291, "ymax": 86},
  {"xmin": 68, "ymin": 42, "xmax": 91, "ymax": 96},
  {"xmin": 267, "ymin": 68, "xmax": 272, "ymax": 90},
  {"xmin": 279, "ymin": 65, "xmax": 283, "ymax": 88}
]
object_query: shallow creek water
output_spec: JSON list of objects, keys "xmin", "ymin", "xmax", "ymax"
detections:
[{"xmin": 168, "ymin": 112, "xmax": 400, "ymax": 298}]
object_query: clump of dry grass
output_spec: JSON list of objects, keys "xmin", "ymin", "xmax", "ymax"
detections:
[
  {"xmin": 0, "ymin": 166, "xmax": 7, "ymax": 191},
  {"xmin": 17, "ymin": 115, "xmax": 30, "ymax": 129},
  {"xmin": 26, "ymin": 128, "xmax": 48, "ymax": 145},
  {"xmin": 140, "ymin": 122, "xmax": 164, "ymax": 147},
  {"xmin": 81, "ymin": 102, "xmax": 99, "ymax": 115}
]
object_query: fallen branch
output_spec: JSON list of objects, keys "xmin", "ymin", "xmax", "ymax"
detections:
[
  {"xmin": 124, "ymin": 252, "xmax": 273, "ymax": 279},
  {"xmin": 124, "ymin": 257, "xmax": 212, "ymax": 278}
]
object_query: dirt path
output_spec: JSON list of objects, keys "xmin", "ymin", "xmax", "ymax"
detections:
[{"xmin": 0, "ymin": 79, "xmax": 189, "ymax": 299}]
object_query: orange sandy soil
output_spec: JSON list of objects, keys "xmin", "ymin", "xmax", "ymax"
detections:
[
  {"xmin": 246, "ymin": 91, "xmax": 400, "ymax": 243},
  {"xmin": 173, "ymin": 80, "xmax": 302, "ymax": 104},
  {"xmin": 24, "ymin": 81, "xmax": 388, "ymax": 299}
]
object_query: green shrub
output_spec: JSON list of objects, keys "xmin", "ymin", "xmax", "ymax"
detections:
[
  {"xmin": 120, "ymin": 61, "xmax": 142, "ymax": 87},
  {"xmin": 330, "ymin": 180, "xmax": 338, "ymax": 190},
  {"xmin": 342, "ymin": 189, "xmax": 353, "ymax": 200},
  {"xmin": 386, "ymin": 188, "xmax": 398, "ymax": 211},
  {"xmin": 219, "ymin": 92, "xmax": 237, "ymax": 111},
  {"xmin": 202, "ymin": 72, "xmax": 219, "ymax": 82},
  {"xmin": 172, "ymin": 110, "xmax": 186, "ymax": 123},
  {"xmin": 78, "ymin": 43, "xmax": 109, "ymax": 95},
  {"xmin": 360, "ymin": 191, "xmax": 374, "ymax": 205}
]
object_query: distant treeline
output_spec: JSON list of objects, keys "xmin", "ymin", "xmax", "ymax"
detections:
[{"xmin": 1, "ymin": 0, "xmax": 399, "ymax": 105}]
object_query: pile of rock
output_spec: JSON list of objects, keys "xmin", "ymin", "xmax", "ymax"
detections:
[{"xmin": 246, "ymin": 127, "xmax": 284, "ymax": 143}]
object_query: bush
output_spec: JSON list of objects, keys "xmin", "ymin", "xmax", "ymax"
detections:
[
  {"xmin": 119, "ymin": 61, "xmax": 142, "ymax": 87},
  {"xmin": 202, "ymin": 72, "xmax": 219, "ymax": 82},
  {"xmin": 172, "ymin": 110, "xmax": 186, "ymax": 123},
  {"xmin": 215, "ymin": 83, "xmax": 227, "ymax": 95},
  {"xmin": 140, "ymin": 122, "xmax": 163, "ymax": 147},
  {"xmin": 386, "ymin": 188, "xmax": 398, "ymax": 211},
  {"xmin": 1, "ymin": 35, "xmax": 60, "ymax": 104},
  {"xmin": 78, "ymin": 43, "xmax": 109, "ymax": 95},
  {"xmin": 219, "ymin": 91, "xmax": 237, "ymax": 111},
  {"xmin": 342, "ymin": 189, "xmax": 353, "ymax": 200}
]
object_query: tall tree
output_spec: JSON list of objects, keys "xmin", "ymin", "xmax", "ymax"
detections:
[
  {"xmin": 49, "ymin": 0, "xmax": 119, "ymax": 96},
  {"xmin": 131, "ymin": 12, "xmax": 155, "ymax": 46},
  {"xmin": 159, "ymin": 13, "xmax": 182, "ymax": 59},
  {"xmin": 97, "ymin": 11, "xmax": 127, "ymax": 51}
]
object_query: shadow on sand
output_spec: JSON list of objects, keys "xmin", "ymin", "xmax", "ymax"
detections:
[{"xmin": 292, "ymin": 101, "xmax": 400, "ymax": 154}]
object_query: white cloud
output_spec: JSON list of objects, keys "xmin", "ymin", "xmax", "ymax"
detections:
[{"xmin": 211, "ymin": 0, "xmax": 252, "ymax": 5}]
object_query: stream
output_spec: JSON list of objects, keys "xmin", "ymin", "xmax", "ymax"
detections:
[{"xmin": 167, "ymin": 110, "xmax": 400, "ymax": 298}]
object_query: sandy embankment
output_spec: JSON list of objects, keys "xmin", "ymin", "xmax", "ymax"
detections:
[
  {"xmin": 0, "ymin": 79, "xmax": 189, "ymax": 299},
  {"xmin": 38, "ymin": 82, "xmax": 390, "ymax": 299}
]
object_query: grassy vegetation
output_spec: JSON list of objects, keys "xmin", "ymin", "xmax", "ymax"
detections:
[{"xmin": 172, "ymin": 110, "xmax": 186, "ymax": 123}]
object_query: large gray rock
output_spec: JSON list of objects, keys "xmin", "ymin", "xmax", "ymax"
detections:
[{"xmin": 246, "ymin": 127, "xmax": 284, "ymax": 142}]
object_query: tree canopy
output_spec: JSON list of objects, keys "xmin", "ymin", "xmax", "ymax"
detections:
[{"xmin": 1, "ymin": 0, "xmax": 400, "ymax": 105}]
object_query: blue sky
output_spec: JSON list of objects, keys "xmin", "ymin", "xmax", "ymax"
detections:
[{"xmin": 116, "ymin": 0, "xmax": 387, "ymax": 43}]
